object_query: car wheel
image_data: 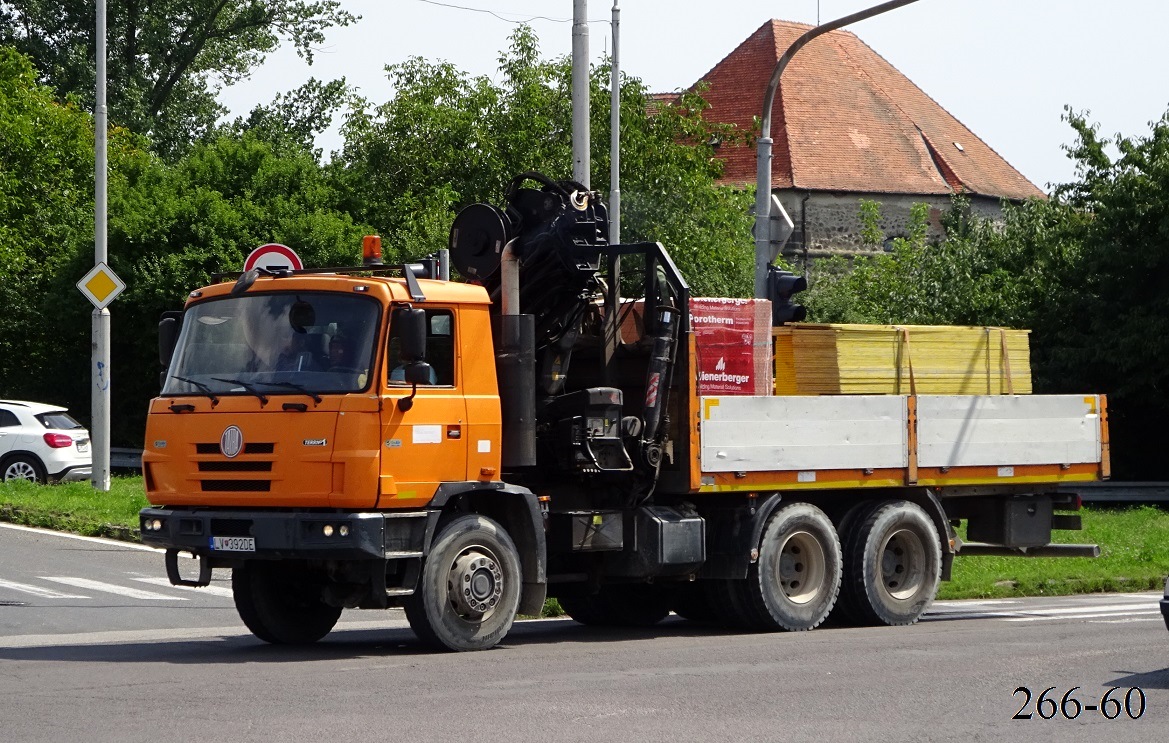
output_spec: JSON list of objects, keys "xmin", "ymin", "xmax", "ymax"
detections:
[{"xmin": 2, "ymin": 455, "xmax": 46, "ymax": 484}]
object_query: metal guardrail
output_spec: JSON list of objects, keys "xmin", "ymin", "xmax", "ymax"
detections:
[
  {"xmin": 110, "ymin": 447, "xmax": 142, "ymax": 471},
  {"xmin": 1058, "ymin": 482, "xmax": 1169, "ymax": 505}
]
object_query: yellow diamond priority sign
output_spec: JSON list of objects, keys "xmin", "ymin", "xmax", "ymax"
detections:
[{"xmin": 76, "ymin": 262, "xmax": 126, "ymax": 309}]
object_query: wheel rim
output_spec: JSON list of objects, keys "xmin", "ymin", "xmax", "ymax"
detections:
[
  {"xmin": 776, "ymin": 530, "xmax": 827, "ymax": 605},
  {"xmin": 4, "ymin": 461, "xmax": 36, "ymax": 482},
  {"xmin": 879, "ymin": 528, "xmax": 927, "ymax": 600},
  {"xmin": 447, "ymin": 546, "xmax": 504, "ymax": 621}
]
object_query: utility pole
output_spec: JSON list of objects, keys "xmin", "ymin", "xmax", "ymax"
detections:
[
  {"xmin": 609, "ymin": 0, "xmax": 620, "ymax": 244},
  {"xmin": 92, "ymin": 0, "xmax": 111, "ymax": 491},
  {"xmin": 572, "ymin": 0, "xmax": 590, "ymax": 187},
  {"xmin": 753, "ymin": 0, "xmax": 922, "ymax": 298}
]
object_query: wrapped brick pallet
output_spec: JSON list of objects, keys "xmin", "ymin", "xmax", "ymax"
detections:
[{"xmin": 773, "ymin": 323, "xmax": 1031, "ymax": 396}]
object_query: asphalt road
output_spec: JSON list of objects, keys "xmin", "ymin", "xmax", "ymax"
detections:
[{"xmin": 1, "ymin": 522, "xmax": 1166, "ymax": 743}]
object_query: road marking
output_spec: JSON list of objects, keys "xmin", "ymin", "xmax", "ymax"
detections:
[
  {"xmin": 0, "ymin": 578, "xmax": 90, "ymax": 600},
  {"xmin": 42, "ymin": 577, "xmax": 187, "ymax": 601},
  {"xmin": 132, "ymin": 576, "xmax": 234, "ymax": 599},
  {"xmin": 0, "ymin": 522, "xmax": 159, "ymax": 552},
  {"xmin": 1006, "ymin": 609, "xmax": 1161, "ymax": 623},
  {"xmin": 0, "ymin": 617, "xmax": 412, "ymax": 649}
]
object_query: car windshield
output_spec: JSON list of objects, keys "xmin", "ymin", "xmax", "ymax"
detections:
[
  {"xmin": 162, "ymin": 292, "xmax": 380, "ymax": 397},
  {"xmin": 37, "ymin": 412, "xmax": 83, "ymax": 430}
]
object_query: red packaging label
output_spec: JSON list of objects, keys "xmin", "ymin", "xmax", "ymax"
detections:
[{"xmin": 690, "ymin": 298, "xmax": 771, "ymax": 395}]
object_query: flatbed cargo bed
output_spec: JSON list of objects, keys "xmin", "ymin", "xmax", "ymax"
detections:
[{"xmin": 690, "ymin": 393, "xmax": 1108, "ymax": 493}]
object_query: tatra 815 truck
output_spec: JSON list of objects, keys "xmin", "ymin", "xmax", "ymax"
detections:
[{"xmin": 140, "ymin": 173, "xmax": 1108, "ymax": 650}]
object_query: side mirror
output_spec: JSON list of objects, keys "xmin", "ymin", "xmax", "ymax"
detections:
[
  {"xmin": 394, "ymin": 307, "xmax": 428, "ymax": 362},
  {"xmin": 159, "ymin": 312, "xmax": 181, "ymax": 367},
  {"xmin": 404, "ymin": 361, "xmax": 434, "ymax": 385}
]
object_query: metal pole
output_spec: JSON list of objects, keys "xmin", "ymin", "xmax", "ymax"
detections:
[
  {"xmin": 753, "ymin": 0, "xmax": 921, "ymax": 298},
  {"xmin": 92, "ymin": 0, "xmax": 111, "ymax": 490},
  {"xmin": 572, "ymin": 0, "xmax": 590, "ymax": 187},
  {"xmin": 609, "ymin": 0, "xmax": 620, "ymax": 245},
  {"xmin": 602, "ymin": 0, "xmax": 621, "ymax": 384}
]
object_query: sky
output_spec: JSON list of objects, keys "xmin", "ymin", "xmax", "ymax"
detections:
[{"xmin": 218, "ymin": 0, "xmax": 1169, "ymax": 192}]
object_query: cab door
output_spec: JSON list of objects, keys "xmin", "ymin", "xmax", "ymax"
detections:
[{"xmin": 378, "ymin": 307, "xmax": 468, "ymax": 508}]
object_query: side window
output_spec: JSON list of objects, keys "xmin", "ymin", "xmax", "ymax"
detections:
[
  {"xmin": 388, "ymin": 309, "xmax": 455, "ymax": 386},
  {"xmin": 0, "ymin": 410, "xmax": 20, "ymax": 428}
]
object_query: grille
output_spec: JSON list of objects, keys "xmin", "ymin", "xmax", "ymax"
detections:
[
  {"xmin": 197, "ymin": 461, "xmax": 273, "ymax": 472},
  {"xmin": 201, "ymin": 480, "xmax": 271, "ymax": 492}
]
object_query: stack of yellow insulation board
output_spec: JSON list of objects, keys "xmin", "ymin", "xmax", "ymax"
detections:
[{"xmin": 773, "ymin": 323, "xmax": 1032, "ymax": 395}]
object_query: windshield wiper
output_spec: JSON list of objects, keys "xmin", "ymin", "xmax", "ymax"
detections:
[
  {"xmin": 255, "ymin": 380, "xmax": 323, "ymax": 405},
  {"xmin": 170, "ymin": 376, "xmax": 220, "ymax": 407},
  {"xmin": 211, "ymin": 377, "xmax": 269, "ymax": 406}
]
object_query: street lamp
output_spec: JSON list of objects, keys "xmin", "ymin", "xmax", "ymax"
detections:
[{"xmin": 753, "ymin": 0, "xmax": 923, "ymax": 298}]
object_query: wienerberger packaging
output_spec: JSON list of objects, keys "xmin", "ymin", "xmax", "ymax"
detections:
[{"xmin": 690, "ymin": 297, "xmax": 773, "ymax": 395}]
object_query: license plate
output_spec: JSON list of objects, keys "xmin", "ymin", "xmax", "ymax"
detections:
[{"xmin": 211, "ymin": 536, "xmax": 255, "ymax": 552}]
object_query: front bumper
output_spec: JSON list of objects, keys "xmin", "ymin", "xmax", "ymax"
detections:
[{"xmin": 139, "ymin": 507, "xmax": 431, "ymax": 562}]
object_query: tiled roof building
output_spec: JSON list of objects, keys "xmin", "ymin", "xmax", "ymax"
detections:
[{"xmin": 693, "ymin": 20, "xmax": 1043, "ymax": 264}]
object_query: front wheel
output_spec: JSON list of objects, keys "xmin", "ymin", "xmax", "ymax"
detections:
[
  {"xmin": 405, "ymin": 514, "xmax": 522, "ymax": 651},
  {"xmin": 232, "ymin": 561, "xmax": 342, "ymax": 644}
]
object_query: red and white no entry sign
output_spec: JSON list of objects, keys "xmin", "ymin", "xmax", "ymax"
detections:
[{"xmin": 244, "ymin": 243, "xmax": 304, "ymax": 272}]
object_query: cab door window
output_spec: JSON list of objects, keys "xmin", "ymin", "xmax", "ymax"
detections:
[{"xmin": 388, "ymin": 309, "xmax": 455, "ymax": 386}]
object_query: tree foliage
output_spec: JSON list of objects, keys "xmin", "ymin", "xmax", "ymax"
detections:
[
  {"xmin": 336, "ymin": 27, "xmax": 754, "ymax": 296},
  {"xmin": 0, "ymin": 0, "xmax": 355, "ymax": 157}
]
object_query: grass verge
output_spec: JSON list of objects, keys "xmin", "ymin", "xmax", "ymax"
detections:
[{"xmin": 2, "ymin": 478, "xmax": 1166, "ymax": 602}]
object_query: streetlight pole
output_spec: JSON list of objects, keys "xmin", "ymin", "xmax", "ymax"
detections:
[
  {"xmin": 572, "ymin": 0, "xmax": 590, "ymax": 187},
  {"xmin": 753, "ymin": 0, "xmax": 922, "ymax": 298}
]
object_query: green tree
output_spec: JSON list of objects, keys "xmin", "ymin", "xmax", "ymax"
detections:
[
  {"xmin": 0, "ymin": 0, "xmax": 356, "ymax": 157},
  {"xmin": 0, "ymin": 47, "xmax": 97, "ymax": 407},
  {"xmin": 336, "ymin": 26, "xmax": 754, "ymax": 297}
]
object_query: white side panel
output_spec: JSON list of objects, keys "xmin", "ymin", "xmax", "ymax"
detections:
[
  {"xmin": 917, "ymin": 395, "xmax": 1102, "ymax": 468},
  {"xmin": 701, "ymin": 396, "xmax": 908, "ymax": 473}
]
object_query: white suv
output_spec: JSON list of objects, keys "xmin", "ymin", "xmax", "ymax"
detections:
[{"xmin": 0, "ymin": 400, "xmax": 92, "ymax": 484}]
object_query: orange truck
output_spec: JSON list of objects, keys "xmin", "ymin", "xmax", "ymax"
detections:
[{"xmin": 140, "ymin": 173, "xmax": 1108, "ymax": 650}]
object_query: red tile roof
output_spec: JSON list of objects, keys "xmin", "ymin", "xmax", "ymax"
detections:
[{"xmin": 696, "ymin": 20, "xmax": 1044, "ymax": 200}]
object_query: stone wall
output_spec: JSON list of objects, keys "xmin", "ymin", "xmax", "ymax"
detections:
[{"xmin": 772, "ymin": 190, "xmax": 1007, "ymax": 274}]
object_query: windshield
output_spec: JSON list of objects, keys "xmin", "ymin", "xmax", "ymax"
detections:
[{"xmin": 162, "ymin": 292, "xmax": 380, "ymax": 397}]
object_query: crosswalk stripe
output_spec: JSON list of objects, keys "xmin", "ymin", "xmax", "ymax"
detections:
[
  {"xmin": 132, "ymin": 576, "xmax": 234, "ymax": 599},
  {"xmin": 0, "ymin": 578, "xmax": 90, "ymax": 600},
  {"xmin": 42, "ymin": 576, "xmax": 188, "ymax": 601}
]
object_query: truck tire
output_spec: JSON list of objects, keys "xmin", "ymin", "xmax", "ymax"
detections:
[
  {"xmin": 709, "ymin": 503, "xmax": 841, "ymax": 631},
  {"xmin": 828, "ymin": 500, "xmax": 881, "ymax": 626},
  {"xmin": 558, "ymin": 583, "xmax": 674, "ymax": 627},
  {"xmin": 842, "ymin": 500, "xmax": 941, "ymax": 626},
  {"xmin": 232, "ymin": 561, "xmax": 342, "ymax": 644},
  {"xmin": 405, "ymin": 514, "xmax": 522, "ymax": 651},
  {"xmin": 742, "ymin": 502, "xmax": 842, "ymax": 631}
]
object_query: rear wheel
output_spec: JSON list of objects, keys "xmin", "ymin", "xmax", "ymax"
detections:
[
  {"xmin": 2, "ymin": 454, "xmax": 45, "ymax": 484},
  {"xmin": 232, "ymin": 561, "xmax": 342, "ymax": 644},
  {"xmin": 842, "ymin": 500, "xmax": 941, "ymax": 626},
  {"xmin": 405, "ymin": 514, "xmax": 522, "ymax": 651},
  {"xmin": 708, "ymin": 502, "xmax": 841, "ymax": 631}
]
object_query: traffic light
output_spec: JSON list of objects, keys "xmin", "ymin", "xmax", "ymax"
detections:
[{"xmin": 767, "ymin": 265, "xmax": 807, "ymax": 325}]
